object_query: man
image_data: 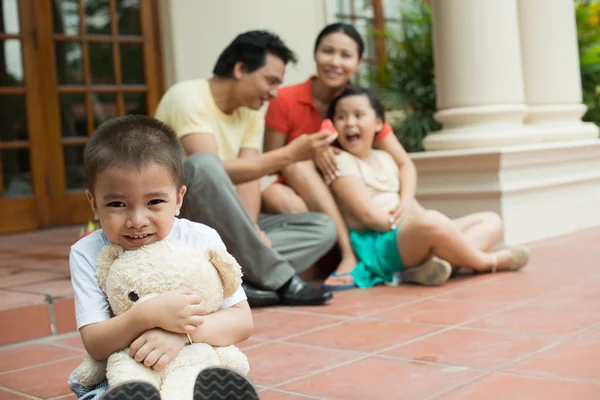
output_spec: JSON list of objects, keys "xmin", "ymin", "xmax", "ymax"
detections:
[{"xmin": 155, "ymin": 30, "xmax": 337, "ymax": 307}]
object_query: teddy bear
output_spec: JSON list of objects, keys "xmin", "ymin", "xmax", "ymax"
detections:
[{"xmin": 75, "ymin": 240, "xmax": 250, "ymax": 400}]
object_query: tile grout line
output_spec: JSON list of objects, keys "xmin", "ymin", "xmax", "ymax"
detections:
[
  {"xmin": 0, "ymin": 355, "xmax": 83, "ymax": 376},
  {"xmin": 0, "ymin": 385, "xmax": 43, "ymax": 400}
]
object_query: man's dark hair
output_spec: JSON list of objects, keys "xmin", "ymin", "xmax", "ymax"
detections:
[
  {"xmin": 213, "ymin": 30, "xmax": 297, "ymax": 78},
  {"xmin": 83, "ymin": 115, "xmax": 184, "ymax": 192}
]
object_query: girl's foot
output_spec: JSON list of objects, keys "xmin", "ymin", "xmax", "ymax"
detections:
[
  {"xmin": 323, "ymin": 255, "xmax": 357, "ymax": 290},
  {"xmin": 193, "ymin": 366, "xmax": 259, "ymax": 400},
  {"xmin": 100, "ymin": 381, "xmax": 161, "ymax": 400},
  {"xmin": 488, "ymin": 246, "xmax": 530, "ymax": 272},
  {"xmin": 401, "ymin": 257, "xmax": 452, "ymax": 286}
]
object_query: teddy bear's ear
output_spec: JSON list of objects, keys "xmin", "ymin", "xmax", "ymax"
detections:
[
  {"xmin": 207, "ymin": 247, "xmax": 243, "ymax": 299},
  {"xmin": 96, "ymin": 243, "xmax": 124, "ymax": 293}
]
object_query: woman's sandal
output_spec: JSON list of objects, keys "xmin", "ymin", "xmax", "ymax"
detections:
[{"xmin": 322, "ymin": 271, "xmax": 357, "ymax": 291}]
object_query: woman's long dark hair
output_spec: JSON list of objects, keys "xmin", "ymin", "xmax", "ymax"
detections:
[{"xmin": 314, "ymin": 23, "xmax": 365, "ymax": 59}]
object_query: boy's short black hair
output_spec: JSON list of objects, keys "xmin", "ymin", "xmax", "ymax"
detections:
[
  {"xmin": 213, "ymin": 30, "xmax": 297, "ymax": 78},
  {"xmin": 327, "ymin": 87, "xmax": 386, "ymax": 122},
  {"xmin": 83, "ymin": 115, "xmax": 184, "ymax": 192}
]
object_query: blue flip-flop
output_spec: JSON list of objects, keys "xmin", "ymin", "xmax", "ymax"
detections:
[{"xmin": 322, "ymin": 271, "xmax": 357, "ymax": 291}]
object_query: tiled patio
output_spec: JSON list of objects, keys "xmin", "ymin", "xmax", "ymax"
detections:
[{"xmin": 1, "ymin": 226, "xmax": 600, "ymax": 399}]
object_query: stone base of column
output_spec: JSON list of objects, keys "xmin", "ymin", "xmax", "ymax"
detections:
[
  {"xmin": 423, "ymin": 104, "xmax": 542, "ymax": 150},
  {"xmin": 411, "ymin": 139, "xmax": 600, "ymax": 245},
  {"xmin": 526, "ymin": 104, "xmax": 600, "ymax": 142}
]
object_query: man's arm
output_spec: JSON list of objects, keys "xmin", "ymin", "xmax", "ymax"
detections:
[
  {"xmin": 180, "ymin": 134, "xmax": 294, "ymax": 185},
  {"xmin": 189, "ymin": 300, "xmax": 254, "ymax": 347},
  {"xmin": 235, "ymin": 148, "xmax": 262, "ymax": 223},
  {"xmin": 180, "ymin": 131, "xmax": 334, "ymax": 185}
]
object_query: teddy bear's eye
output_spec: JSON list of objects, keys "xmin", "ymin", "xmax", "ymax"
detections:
[{"xmin": 128, "ymin": 291, "xmax": 139, "ymax": 302}]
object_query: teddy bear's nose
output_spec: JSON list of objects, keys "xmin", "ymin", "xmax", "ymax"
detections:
[{"xmin": 128, "ymin": 291, "xmax": 139, "ymax": 302}]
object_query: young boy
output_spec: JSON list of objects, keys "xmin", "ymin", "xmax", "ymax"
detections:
[{"xmin": 68, "ymin": 115, "xmax": 259, "ymax": 399}]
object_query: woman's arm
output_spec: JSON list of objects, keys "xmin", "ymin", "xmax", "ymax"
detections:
[
  {"xmin": 373, "ymin": 134, "xmax": 417, "ymax": 201},
  {"xmin": 330, "ymin": 176, "xmax": 392, "ymax": 233}
]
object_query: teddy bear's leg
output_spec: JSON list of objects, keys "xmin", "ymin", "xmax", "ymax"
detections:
[
  {"xmin": 160, "ymin": 344, "xmax": 221, "ymax": 400},
  {"xmin": 106, "ymin": 349, "xmax": 161, "ymax": 391},
  {"xmin": 213, "ymin": 345, "xmax": 250, "ymax": 377}
]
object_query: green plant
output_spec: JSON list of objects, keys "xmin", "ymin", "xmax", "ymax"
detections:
[
  {"xmin": 575, "ymin": 0, "xmax": 600, "ymax": 127},
  {"xmin": 374, "ymin": 0, "xmax": 439, "ymax": 153}
]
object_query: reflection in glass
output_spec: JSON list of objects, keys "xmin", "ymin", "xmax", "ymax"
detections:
[
  {"xmin": 53, "ymin": 0, "xmax": 80, "ymax": 35},
  {"xmin": 89, "ymin": 42, "xmax": 114, "ymax": 84},
  {"xmin": 1, "ymin": 0, "xmax": 19, "ymax": 34},
  {"xmin": 0, "ymin": 95, "xmax": 27, "ymax": 141},
  {"xmin": 91, "ymin": 92, "xmax": 117, "ymax": 128},
  {"xmin": 120, "ymin": 43, "xmax": 144, "ymax": 84},
  {"xmin": 55, "ymin": 41, "xmax": 83, "ymax": 85},
  {"xmin": 1, "ymin": 149, "xmax": 32, "ymax": 198},
  {"xmin": 124, "ymin": 92, "xmax": 146, "ymax": 115},
  {"xmin": 85, "ymin": 0, "xmax": 110, "ymax": 35},
  {"xmin": 117, "ymin": 0, "xmax": 140, "ymax": 35},
  {"xmin": 60, "ymin": 93, "xmax": 87, "ymax": 137},
  {"xmin": 63, "ymin": 145, "xmax": 86, "ymax": 190},
  {"xmin": 1, "ymin": 39, "xmax": 23, "ymax": 86}
]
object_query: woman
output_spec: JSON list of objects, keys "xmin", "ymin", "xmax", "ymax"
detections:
[{"xmin": 262, "ymin": 23, "xmax": 503, "ymax": 289}]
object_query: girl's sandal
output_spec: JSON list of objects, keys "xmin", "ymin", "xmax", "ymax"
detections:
[{"xmin": 508, "ymin": 246, "xmax": 531, "ymax": 271}]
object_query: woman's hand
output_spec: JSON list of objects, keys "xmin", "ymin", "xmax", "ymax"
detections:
[{"xmin": 314, "ymin": 146, "xmax": 341, "ymax": 182}]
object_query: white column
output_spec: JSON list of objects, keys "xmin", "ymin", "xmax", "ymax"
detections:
[
  {"xmin": 517, "ymin": 0, "xmax": 599, "ymax": 142},
  {"xmin": 423, "ymin": 0, "xmax": 541, "ymax": 151}
]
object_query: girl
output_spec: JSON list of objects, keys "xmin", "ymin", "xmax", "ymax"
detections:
[{"xmin": 325, "ymin": 87, "xmax": 530, "ymax": 289}]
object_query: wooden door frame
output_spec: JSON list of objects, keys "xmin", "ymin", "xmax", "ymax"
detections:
[
  {"xmin": 0, "ymin": 0, "xmax": 51, "ymax": 233},
  {"xmin": 0, "ymin": 0, "xmax": 165, "ymax": 234},
  {"xmin": 35, "ymin": 0, "xmax": 165, "ymax": 228}
]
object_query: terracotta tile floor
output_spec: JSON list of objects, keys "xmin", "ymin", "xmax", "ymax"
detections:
[{"xmin": 1, "ymin": 226, "xmax": 600, "ymax": 399}]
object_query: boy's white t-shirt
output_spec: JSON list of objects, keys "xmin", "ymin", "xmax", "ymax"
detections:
[{"xmin": 70, "ymin": 217, "xmax": 247, "ymax": 330}]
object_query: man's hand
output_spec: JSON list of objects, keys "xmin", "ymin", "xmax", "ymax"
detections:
[
  {"xmin": 315, "ymin": 146, "xmax": 341, "ymax": 182},
  {"xmin": 255, "ymin": 224, "xmax": 272, "ymax": 248},
  {"xmin": 144, "ymin": 288, "xmax": 205, "ymax": 333},
  {"xmin": 129, "ymin": 328, "xmax": 186, "ymax": 371},
  {"xmin": 286, "ymin": 131, "xmax": 336, "ymax": 163}
]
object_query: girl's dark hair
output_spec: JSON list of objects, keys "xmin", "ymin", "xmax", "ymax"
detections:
[
  {"xmin": 314, "ymin": 23, "xmax": 365, "ymax": 59},
  {"xmin": 327, "ymin": 87, "xmax": 386, "ymax": 122}
]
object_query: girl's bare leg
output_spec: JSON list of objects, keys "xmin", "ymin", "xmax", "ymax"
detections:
[
  {"xmin": 453, "ymin": 212, "xmax": 503, "ymax": 251},
  {"xmin": 397, "ymin": 210, "xmax": 517, "ymax": 272}
]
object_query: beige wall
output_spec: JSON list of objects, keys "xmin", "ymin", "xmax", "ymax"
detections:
[{"xmin": 160, "ymin": 0, "xmax": 332, "ymax": 89}]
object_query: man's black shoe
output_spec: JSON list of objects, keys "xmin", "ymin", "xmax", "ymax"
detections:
[
  {"xmin": 277, "ymin": 275, "xmax": 333, "ymax": 306},
  {"xmin": 242, "ymin": 281, "xmax": 280, "ymax": 308}
]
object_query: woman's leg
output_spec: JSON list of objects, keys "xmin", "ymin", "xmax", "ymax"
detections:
[
  {"xmin": 397, "ymin": 210, "xmax": 520, "ymax": 272},
  {"xmin": 453, "ymin": 211, "xmax": 503, "ymax": 251},
  {"xmin": 261, "ymin": 183, "xmax": 309, "ymax": 214},
  {"xmin": 281, "ymin": 161, "xmax": 358, "ymax": 284}
]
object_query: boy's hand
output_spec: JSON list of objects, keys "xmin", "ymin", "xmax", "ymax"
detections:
[
  {"xmin": 145, "ymin": 288, "xmax": 205, "ymax": 333},
  {"xmin": 129, "ymin": 328, "xmax": 186, "ymax": 371}
]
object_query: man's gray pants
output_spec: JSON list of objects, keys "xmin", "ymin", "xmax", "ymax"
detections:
[{"xmin": 181, "ymin": 152, "xmax": 337, "ymax": 291}]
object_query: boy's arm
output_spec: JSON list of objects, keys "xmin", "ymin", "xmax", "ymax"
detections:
[
  {"xmin": 79, "ymin": 305, "xmax": 155, "ymax": 361},
  {"xmin": 189, "ymin": 300, "xmax": 253, "ymax": 347}
]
